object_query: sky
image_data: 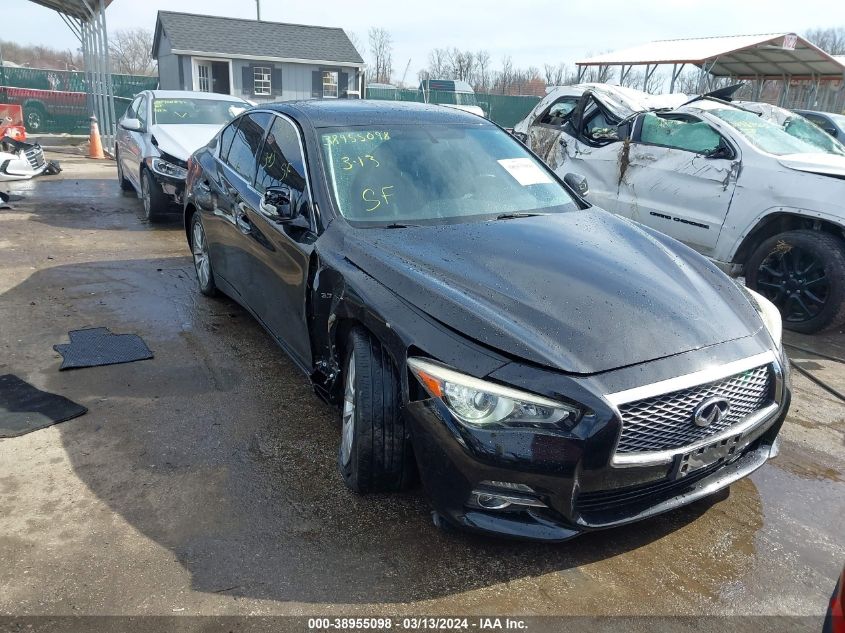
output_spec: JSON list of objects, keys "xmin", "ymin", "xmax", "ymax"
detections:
[{"xmin": 4, "ymin": 0, "xmax": 838, "ymax": 82}]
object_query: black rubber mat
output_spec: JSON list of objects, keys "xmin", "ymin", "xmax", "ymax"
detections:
[
  {"xmin": 0, "ymin": 374, "xmax": 87, "ymax": 437},
  {"xmin": 53, "ymin": 327, "xmax": 154, "ymax": 371}
]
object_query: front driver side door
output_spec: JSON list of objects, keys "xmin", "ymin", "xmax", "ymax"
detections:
[
  {"xmin": 239, "ymin": 114, "xmax": 316, "ymax": 369},
  {"xmin": 614, "ymin": 112, "xmax": 739, "ymax": 255}
]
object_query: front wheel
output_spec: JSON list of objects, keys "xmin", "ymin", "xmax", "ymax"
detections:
[
  {"xmin": 745, "ymin": 229, "xmax": 845, "ymax": 334},
  {"xmin": 141, "ymin": 169, "xmax": 169, "ymax": 222},
  {"xmin": 339, "ymin": 327, "xmax": 413, "ymax": 493}
]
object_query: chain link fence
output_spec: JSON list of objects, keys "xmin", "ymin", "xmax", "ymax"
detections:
[{"xmin": 0, "ymin": 66, "xmax": 157, "ymax": 134}]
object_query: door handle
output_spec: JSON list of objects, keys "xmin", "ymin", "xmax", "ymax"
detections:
[{"xmin": 235, "ymin": 202, "xmax": 252, "ymax": 234}]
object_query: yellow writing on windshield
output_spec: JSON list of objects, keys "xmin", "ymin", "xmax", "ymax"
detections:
[
  {"xmin": 362, "ymin": 186, "xmax": 395, "ymax": 212},
  {"xmin": 324, "ymin": 131, "xmax": 390, "ymax": 147},
  {"xmin": 341, "ymin": 155, "xmax": 380, "ymax": 170}
]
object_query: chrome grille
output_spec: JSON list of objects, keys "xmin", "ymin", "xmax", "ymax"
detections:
[
  {"xmin": 616, "ymin": 365, "xmax": 772, "ymax": 454},
  {"xmin": 25, "ymin": 145, "xmax": 45, "ymax": 170}
]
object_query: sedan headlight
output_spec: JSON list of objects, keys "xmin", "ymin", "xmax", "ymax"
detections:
[
  {"xmin": 151, "ymin": 157, "xmax": 188, "ymax": 180},
  {"xmin": 746, "ymin": 287, "xmax": 783, "ymax": 349},
  {"xmin": 407, "ymin": 357, "xmax": 581, "ymax": 429}
]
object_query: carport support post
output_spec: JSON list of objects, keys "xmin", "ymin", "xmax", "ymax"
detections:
[{"xmin": 577, "ymin": 65, "xmax": 586, "ymax": 83}]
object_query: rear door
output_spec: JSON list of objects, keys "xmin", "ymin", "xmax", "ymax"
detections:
[
  {"xmin": 239, "ymin": 114, "xmax": 316, "ymax": 368},
  {"xmin": 614, "ymin": 112, "xmax": 739, "ymax": 254},
  {"xmin": 207, "ymin": 112, "xmax": 273, "ymax": 299}
]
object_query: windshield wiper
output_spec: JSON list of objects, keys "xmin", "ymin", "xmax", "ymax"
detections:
[
  {"xmin": 382, "ymin": 222, "xmax": 421, "ymax": 228},
  {"xmin": 495, "ymin": 212, "xmax": 547, "ymax": 220}
]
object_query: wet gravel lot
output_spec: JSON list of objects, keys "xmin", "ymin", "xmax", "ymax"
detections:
[{"xmin": 0, "ymin": 156, "xmax": 843, "ymax": 627}]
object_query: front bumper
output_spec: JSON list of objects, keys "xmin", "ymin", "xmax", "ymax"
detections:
[{"xmin": 406, "ymin": 348, "xmax": 791, "ymax": 542}]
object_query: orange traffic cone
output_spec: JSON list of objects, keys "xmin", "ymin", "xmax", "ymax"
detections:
[{"xmin": 88, "ymin": 114, "xmax": 104, "ymax": 160}]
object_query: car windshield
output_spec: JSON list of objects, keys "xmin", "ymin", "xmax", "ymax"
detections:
[
  {"xmin": 711, "ymin": 108, "xmax": 829, "ymax": 156},
  {"xmin": 152, "ymin": 98, "xmax": 248, "ymax": 125},
  {"xmin": 320, "ymin": 124, "xmax": 578, "ymax": 227}
]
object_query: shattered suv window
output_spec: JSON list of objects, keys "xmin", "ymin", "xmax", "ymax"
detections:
[
  {"xmin": 711, "ymin": 109, "xmax": 821, "ymax": 156},
  {"xmin": 640, "ymin": 114, "xmax": 721, "ymax": 154}
]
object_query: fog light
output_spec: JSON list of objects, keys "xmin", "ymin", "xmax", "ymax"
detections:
[
  {"xmin": 475, "ymin": 493, "xmax": 514, "ymax": 510},
  {"xmin": 469, "ymin": 488, "xmax": 547, "ymax": 511}
]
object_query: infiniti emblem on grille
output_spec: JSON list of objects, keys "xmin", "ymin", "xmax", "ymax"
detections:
[{"xmin": 693, "ymin": 397, "xmax": 731, "ymax": 427}]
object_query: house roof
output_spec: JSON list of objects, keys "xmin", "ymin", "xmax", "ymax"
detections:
[
  {"xmin": 576, "ymin": 33, "xmax": 845, "ymax": 80},
  {"xmin": 152, "ymin": 11, "xmax": 364, "ymax": 66}
]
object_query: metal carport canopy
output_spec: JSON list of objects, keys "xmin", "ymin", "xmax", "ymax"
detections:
[
  {"xmin": 576, "ymin": 33, "xmax": 845, "ymax": 81},
  {"xmin": 27, "ymin": 0, "xmax": 114, "ymax": 19},
  {"xmin": 25, "ymin": 0, "xmax": 118, "ymax": 151}
]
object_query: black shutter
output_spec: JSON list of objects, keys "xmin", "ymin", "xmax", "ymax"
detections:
[
  {"xmin": 311, "ymin": 70, "xmax": 322, "ymax": 99},
  {"xmin": 242, "ymin": 65, "xmax": 253, "ymax": 96},
  {"xmin": 339, "ymin": 71, "xmax": 349, "ymax": 98},
  {"xmin": 271, "ymin": 67, "xmax": 283, "ymax": 97}
]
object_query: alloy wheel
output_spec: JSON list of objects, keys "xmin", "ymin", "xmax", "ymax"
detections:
[
  {"xmin": 192, "ymin": 220, "xmax": 211, "ymax": 289},
  {"xmin": 141, "ymin": 173, "xmax": 151, "ymax": 218},
  {"xmin": 341, "ymin": 351, "xmax": 356, "ymax": 466},
  {"xmin": 756, "ymin": 246, "xmax": 829, "ymax": 323}
]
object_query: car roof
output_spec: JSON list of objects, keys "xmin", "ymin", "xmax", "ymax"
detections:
[
  {"xmin": 147, "ymin": 90, "xmax": 249, "ymax": 102},
  {"xmin": 264, "ymin": 99, "xmax": 491, "ymax": 128}
]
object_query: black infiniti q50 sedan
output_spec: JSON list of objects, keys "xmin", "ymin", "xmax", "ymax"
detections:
[{"xmin": 183, "ymin": 100, "xmax": 790, "ymax": 542}]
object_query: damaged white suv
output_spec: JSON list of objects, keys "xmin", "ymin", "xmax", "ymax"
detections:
[{"xmin": 514, "ymin": 84, "xmax": 845, "ymax": 333}]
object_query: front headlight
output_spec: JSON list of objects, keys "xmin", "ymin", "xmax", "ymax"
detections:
[
  {"xmin": 407, "ymin": 357, "xmax": 581, "ymax": 429},
  {"xmin": 151, "ymin": 157, "xmax": 188, "ymax": 180},
  {"xmin": 746, "ymin": 287, "xmax": 783, "ymax": 349}
]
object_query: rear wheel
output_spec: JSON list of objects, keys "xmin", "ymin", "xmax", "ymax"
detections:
[
  {"xmin": 190, "ymin": 213, "xmax": 217, "ymax": 296},
  {"xmin": 24, "ymin": 103, "xmax": 48, "ymax": 133},
  {"xmin": 746, "ymin": 229, "xmax": 845, "ymax": 334},
  {"xmin": 339, "ymin": 327, "xmax": 413, "ymax": 493},
  {"xmin": 141, "ymin": 168, "xmax": 168, "ymax": 222}
]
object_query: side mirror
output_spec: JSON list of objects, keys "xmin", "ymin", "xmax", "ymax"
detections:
[
  {"xmin": 260, "ymin": 185, "xmax": 294, "ymax": 221},
  {"xmin": 564, "ymin": 172, "xmax": 589, "ymax": 197},
  {"xmin": 120, "ymin": 118, "xmax": 142, "ymax": 132}
]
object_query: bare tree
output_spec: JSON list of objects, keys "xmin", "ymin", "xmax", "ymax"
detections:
[
  {"xmin": 427, "ymin": 48, "xmax": 449, "ymax": 78},
  {"xmin": 447, "ymin": 48, "xmax": 475, "ymax": 82},
  {"xmin": 475, "ymin": 50, "xmax": 491, "ymax": 93},
  {"xmin": 805, "ymin": 27, "xmax": 845, "ymax": 55},
  {"xmin": 368, "ymin": 27, "xmax": 393, "ymax": 84},
  {"xmin": 109, "ymin": 28, "xmax": 156, "ymax": 75},
  {"xmin": 544, "ymin": 62, "xmax": 569, "ymax": 87}
]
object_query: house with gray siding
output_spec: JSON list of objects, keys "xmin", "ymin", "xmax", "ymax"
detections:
[{"xmin": 152, "ymin": 11, "xmax": 365, "ymax": 103}]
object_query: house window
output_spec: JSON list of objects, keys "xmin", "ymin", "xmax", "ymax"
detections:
[
  {"xmin": 322, "ymin": 71, "xmax": 338, "ymax": 98},
  {"xmin": 253, "ymin": 66, "xmax": 272, "ymax": 96}
]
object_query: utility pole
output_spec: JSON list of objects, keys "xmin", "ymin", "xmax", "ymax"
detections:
[{"xmin": 255, "ymin": 0, "xmax": 261, "ymax": 20}]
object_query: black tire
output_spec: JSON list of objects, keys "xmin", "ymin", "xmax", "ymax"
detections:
[
  {"xmin": 115, "ymin": 149, "xmax": 133, "ymax": 192},
  {"xmin": 746, "ymin": 229, "xmax": 845, "ymax": 334},
  {"xmin": 24, "ymin": 103, "xmax": 48, "ymax": 133},
  {"xmin": 189, "ymin": 213, "xmax": 217, "ymax": 296},
  {"xmin": 339, "ymin": 327, "xmax": 413, "ymax": 493},
  {"xmin": 141, "ymin": 168, "xmax": 169, "ymax": 222}
]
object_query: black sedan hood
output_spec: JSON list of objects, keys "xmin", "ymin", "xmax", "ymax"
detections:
[{"xmin": 342, "ymin": 209, "xmax": 762, "ymax": 374}]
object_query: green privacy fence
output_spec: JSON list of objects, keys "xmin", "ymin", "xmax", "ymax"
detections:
[
  {"xmin": 0, "ymin": 66, "xmax": 157, "ymax": 134},
  {"xmin": 365, "ymin": 87, "xmax": 541, "ymax": 128}
]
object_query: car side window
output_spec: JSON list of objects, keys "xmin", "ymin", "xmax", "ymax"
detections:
[
  {"xmin": 538, "ymin": 97, "xmax": 579, "ymax": 128},
  {"xmin": 136, "ymin": 97, "xmax": 148, "ymax": 127},
  {"xmin": 638, "ymin": 113, "xmax": 722, "ymax": 155},
  {"xmin": 254, "ymin": 116, "xmax": 307, "ymax": 199},
  {"xmin": 218, "ymin": 119, "xmax": 239, "ymax": 162},
  {"xmin": 224, "ymin": 112, "xmax": 272, "ymax": 184},
  {"xmin": 126, "ymin": 96, "xmax": 141, "ymax": 120}
]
